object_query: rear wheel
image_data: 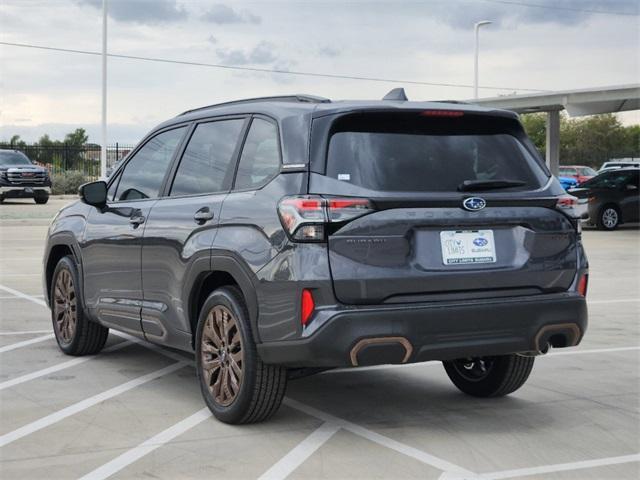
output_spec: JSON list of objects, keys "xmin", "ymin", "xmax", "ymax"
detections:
[
  {"xmin": 34, "ymin": 193, "xmax": 49, "ymax": 204},
  {"xmin": 596, "ymin": 205, "xmax": 620, "ymax": 230},
  {"xmin": 196, "ymin": 286, "xmax": 287, "ymax": 424},
  {"xmin": 443, "ymin": 354, "xmax": 534, "ymax": 397},
  {"xmin": 51, "ymin": 256, "xmax": 109, "ymax": 355}
]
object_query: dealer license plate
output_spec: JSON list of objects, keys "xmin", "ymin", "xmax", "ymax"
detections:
[{"xmin": 440, "ymin": 230, "xmax": 496, "ymax": 265}]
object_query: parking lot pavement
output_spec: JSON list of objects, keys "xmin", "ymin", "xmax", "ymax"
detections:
[{"xmin": 0, "ymin": 196, "xmax": 638, "ymax": 480}]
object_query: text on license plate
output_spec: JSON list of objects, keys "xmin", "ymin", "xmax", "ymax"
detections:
[{"xmin": 440, "ymin": 230, "xmax": 496, "ymax": 265}]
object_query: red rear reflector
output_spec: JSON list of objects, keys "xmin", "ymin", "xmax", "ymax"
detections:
[
  {"xmin": 301, "ymin": 289, "xmax": 315, "ymax": 326},
  {"xmin": 577, "ymin": 274, "xmax": 588, "ymax": 297},
  {"xmin": 421, "ymin": 110, "xmax": 464, "ymax": 117}
]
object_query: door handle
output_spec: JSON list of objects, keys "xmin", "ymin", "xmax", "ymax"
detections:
[
  {"xmin": 129, "ymin": 215, "xmax": 145, "ymax": 227},
  {"xmin": 194, "ymin": 207, "xmax": 214, "ymax": 224}
]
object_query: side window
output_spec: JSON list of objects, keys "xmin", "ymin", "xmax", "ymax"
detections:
[
  {"xmin": 107, "ymin": 171, "xmax": 121, "ymax": 201},
  {"xmin": 170, "ymin": 119, "xmax": 245, "ymax": 196},
  {"xmin": 234, "ymin": 118, "xmax": 280, "ymax": 190},
  {"xmin": 115, "ymin": 127, "xmax": 186, "ymax": 201}
]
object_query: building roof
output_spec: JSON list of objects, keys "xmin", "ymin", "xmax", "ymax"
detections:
[{"xmin": 472, "ymin": 84, "xmax": 640, "ymax": 116}]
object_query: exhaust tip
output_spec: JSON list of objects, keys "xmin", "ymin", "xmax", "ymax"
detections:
[{"xmin": 350, "ymin": 337, "xmax": 413, "ymax": 367}]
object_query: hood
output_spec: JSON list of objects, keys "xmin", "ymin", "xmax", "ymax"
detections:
[{"xmin": 0, "ymin": 164, "xmax": 48, "ymax": 172}]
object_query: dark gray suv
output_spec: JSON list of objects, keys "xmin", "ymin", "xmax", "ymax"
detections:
[{"xmin": 43, "ymin": 92, "xmax": 589, "ymax": 424}]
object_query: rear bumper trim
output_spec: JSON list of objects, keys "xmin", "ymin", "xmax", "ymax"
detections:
[{"xmin": 257, "ymin": 292, "xmax": 588, "ymax": 367}]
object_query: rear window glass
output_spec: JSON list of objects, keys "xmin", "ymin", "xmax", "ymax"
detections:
[{"xmin": 325, "ymin": 113, "xmax": 547, "ymax": 192}]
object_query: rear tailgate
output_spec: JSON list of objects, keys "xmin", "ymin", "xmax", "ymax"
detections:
[
  {"xmin": 309, "ymin": 109, "xmax": 576, "ymax": 305},
  {"xmin": 327, "ymin": 204, "xmax": 577, "ymax": 304}
]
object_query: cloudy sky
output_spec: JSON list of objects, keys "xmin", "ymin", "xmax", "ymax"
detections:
[{"xmin": 1, "ymin": 0, "xmax": 638, "ymax": 143}]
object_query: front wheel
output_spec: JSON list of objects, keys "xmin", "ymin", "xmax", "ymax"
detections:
[
  {"xmin": 195, "ymin": 286, "xmax": 287, "ymax": 424},
  {"xmin": 34, "ymin": 193, "xmax": 49, "ymax": 204},
  {"xmin": 51, "ymin": 256, "xmax": 109, "ymax": 355},
  {"xmin": 443, "ymin": 354, "xmax": 535, "ymax": 397}
]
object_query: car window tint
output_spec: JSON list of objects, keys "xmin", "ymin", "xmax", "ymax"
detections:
[
  {"xmin": 587, "ymin": 171, "xmax": 634, "ymax": 189},
  {"xmin": 170, "ymin": 119, "xmax": 245, "ymax": 196},
  {"xmin": 234, "ymin": 118, "xmax": 280, "ymax": 190},
  {"xmin": 115, "ymin": 127, "xmax": 186, "ymax": 201}
]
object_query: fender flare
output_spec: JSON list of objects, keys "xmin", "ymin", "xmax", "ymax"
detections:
[
  {"xmin": 189, "ymin": 253, "xmax": 261, "ymax": 343},
  {"xmin": 44, "ymin": 233, "xmax": 84, "ymax": 308}
]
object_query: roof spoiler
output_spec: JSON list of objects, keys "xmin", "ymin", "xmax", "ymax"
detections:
[{"xmin": 382, "ymin": 88, "xmax": 408, "ymax": 101}]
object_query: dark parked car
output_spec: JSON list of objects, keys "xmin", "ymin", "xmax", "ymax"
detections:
[
  {"xmin": 43, "ymin": 92, "xmax": 588, "ymax": 424},
  {"xmin": 0, "ymin": 150, "xmax": 51, "ymax": 204},
  {"xmin": 569, "ymin": 168, "xmax": 640, "ymax": 230}
]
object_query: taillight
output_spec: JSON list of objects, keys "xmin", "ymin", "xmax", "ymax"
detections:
[
  {"xmin": 556, "ymin": 194, "xmax": 580, "ymax": 218},
  {"xmin": 301, "ymin": 289, "xmax": 315, "ymax": 326},
  {"xmin": 278, "ymin": 195, "xmax": 374, "ymax": 242},
  {"xmin": 577, "ymin": 274, "xmax": 588, "ymax": 297}
]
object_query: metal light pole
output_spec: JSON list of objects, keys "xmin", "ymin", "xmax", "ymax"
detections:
[
  {"xmin": 473, "ymin": 20, "xmax": 492, "ymax": 100},
  {"xmin": 100, "ymin": 0, "xmax": 108, "ymax": 178}
]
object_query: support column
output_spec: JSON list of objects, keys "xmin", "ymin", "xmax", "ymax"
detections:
[{"xmin": 546, "ymin": 110, "xmax": 560, "ymax": 176}]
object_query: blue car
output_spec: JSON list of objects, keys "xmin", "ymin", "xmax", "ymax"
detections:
[{"xmin": 558, "ymin": 175, "xmax": 579, "ymax": 191}]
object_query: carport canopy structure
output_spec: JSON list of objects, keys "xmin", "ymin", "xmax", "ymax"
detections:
[{"xmin": 473, "ymin": 84, "xmax": 640, "ymax": 175}]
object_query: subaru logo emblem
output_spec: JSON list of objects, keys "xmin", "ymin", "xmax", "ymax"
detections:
[
  {"xmin": 463, "ymin": 197, "xmax": 486, "ymax": 211},
  {"xmin": 473, "ymin": 237, "xmax": 488, "ymax": 247}
]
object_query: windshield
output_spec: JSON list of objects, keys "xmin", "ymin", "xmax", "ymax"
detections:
[
  {"xmin": 0, "ymin": 150, "xmax": 32, "ymax": 166},
  {"xmin": 325, "ymin": 113, "xmax": 547, "ymax": 193}
]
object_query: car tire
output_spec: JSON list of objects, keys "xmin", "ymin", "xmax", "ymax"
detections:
[
  {"xmin": 443, "ymin": 354, "xmax": 535, "ymax": 397},
  {"xmin": 51, "ymin": 256, "xmax": 109, "ymax": 355},
  {"xmin": 196, "ymin": 286, "xmax": 287, "ymax": 424},
  {"xmin": 0, "ymin": 196, "xmax": 4, "ymax": 204},
  {"xmin": 596, "ymin": 205, "xmax": 620, "ymax": 230},
  {"xmin": 34, "ymin": 194, "xmax": 49, "ymax": 204}
]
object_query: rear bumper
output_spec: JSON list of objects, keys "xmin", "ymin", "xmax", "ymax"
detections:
[
  {"xmin": 257, "ymin": 292, "xmax": 588, "ymax": 367},
  {"xmin": 0, "ymin": 186, "xmax": 51, "ymax": 197}
]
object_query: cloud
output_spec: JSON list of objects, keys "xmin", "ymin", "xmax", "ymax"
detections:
[
  {"xmin": 434, "ymin": 0, "xmax": 639, "ymax": 29},
  {"xmin": 201, "ymin": 4, "xmax": 260, "ymax": 25},
  {"xmin": 216, "ymin": 41, "xmax": 277, "ymax": 66},
  {"xmin": 77, "ymin": 0, "xmax": 186, "ymax": 24},
  {"xmin": 318, "ymin": 46, "xmax": 341, "ymax": 57}
]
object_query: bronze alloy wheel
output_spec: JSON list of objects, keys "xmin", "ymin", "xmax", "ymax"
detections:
[
  {"xmin": 53, "ymin": 268, "xmax": 77, "ymax": 344},
  {"xmin": 201, "ymin": 305, "xmax": 244, "ymax": 406}
]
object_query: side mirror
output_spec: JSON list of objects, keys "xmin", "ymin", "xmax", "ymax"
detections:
[{"xmin": 79, "ymin": 181, "xmax": 108, "ymax": 208}]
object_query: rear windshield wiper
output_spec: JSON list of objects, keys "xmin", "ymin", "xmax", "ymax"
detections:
[{"xmin": 458, "ymin": 179, "xmax": 527, "ymax": 191}]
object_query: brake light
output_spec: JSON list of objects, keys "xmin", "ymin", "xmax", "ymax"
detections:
[
  {"xmin": 301, "ymin": 289, "xmax": 315, "ymax": 326},
  {"xmin": 278, "ymin": 195, "xmax": 374, "ymax": 242},
  {"xmin": 421, "ymin": 110, "xmax": 464, "ymax": 117},
  {"xmin": 577, "ymin": 274, "xmax": 588, "ymax": 297}
]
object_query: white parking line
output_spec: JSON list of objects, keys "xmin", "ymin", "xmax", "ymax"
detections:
[
  {"xmin": 78, "ymin": 408, "xmax": 212, "ymax": 480},
  {"xmin": 588, "ymin": 298, "xmax": 640, "ymax": 305},
  {"xmin": 0, "ymin": 284, "xmax": 47, "ymax": 307},
  {"xmin": 480, "ymin": 453, "xmax": 640, "ymax": 479},
  {"xmin": 0, "ymin": 361, "xmax": 188, "ymax": 447},
  {"xmin": 0, "ymin": 329, "xmax": 51, "ymax": 335},
  {"xmin": 284, "ymin": 398, "xmax": 475, "ymax": 477},
  {"xmin": 258, "ymin": 422, "xmax": 341, "ymax": 480},
  {"xmin": 0, "ymin": 294, "xmax": 44, "ymax": 300},
  {"xmin": 0, "ymin": 340, "xmax": 133, "ymax": 391},
  {"xmin": 0, "ymin": 333, "xmax": 54, "ymax": 353},
  {"xmin": 548, "ymin": 346, "xmax": 640, "ymax": 356}
]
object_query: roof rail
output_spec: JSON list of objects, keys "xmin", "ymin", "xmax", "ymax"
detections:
[{"xmin": 179, "ymin": 94, "xmax": 331, "ymax": 116}]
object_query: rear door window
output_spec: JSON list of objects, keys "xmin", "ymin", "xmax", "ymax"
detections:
[
  {"xmin": 325, "ymin": 113, "xmax": 547, "ymax": 193},
  {"xmin": 170, "ymin": 119, "xmax": 245, "ymax": 196},
  {"xmin": 234, "ymin": 118, "xmax": 280, "ymax": 190}
]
